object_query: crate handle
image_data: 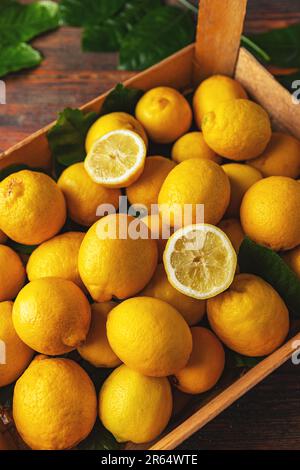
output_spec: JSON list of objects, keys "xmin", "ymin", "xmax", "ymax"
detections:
[{"xmin": 193, "ymin": 0, "xmax": 248, "ymax": 84}]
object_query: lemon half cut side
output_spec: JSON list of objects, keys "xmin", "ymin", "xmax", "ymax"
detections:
[
  {"xmin": 163, "ymin": 224, "xmax": 237, "ymax": 300},
  {"xmin": 84, "ymin": 129, "xmax": 147, "ymax": 188}
]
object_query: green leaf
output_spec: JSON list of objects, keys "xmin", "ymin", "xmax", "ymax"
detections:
[
  {"xmin": 59, "ymin": 0, "xmax": 126, "ymax": 27},
  {"xmin": 82, "ymin": 0, "xmax": 162, "ymax": 52},
  {"xmin": 0, "ymin": 164, "xmax": 47, "ymax": 181},
  {"xmin": 276, "ymin": 71, "xmax": 300, "ymax": 92},
  {"xmin": 0, "ymin": 1, "xmax": 60, "ymax": 47},
  {"xmin": 0, "ymin": 42, "xmax": 41, "ymax": 78},
  {"xmin": 119, "ymin": 5, "xmax": 195, "ymax": 71},
  {"xmin": 47, "ymin": 108, "xmax": 98, "ymax": 167},
  {"xmin": 78, "ymin": 422, "xmax": 122, "ymax": 450},
  {"xmin": 233, "ymin": 353, "xmax": 262, "ymax": 369},
  {"xmin": 238, "ymin": 237, "xmax": 300, "ymax": 314},
  {"xmin": 248, "ymin": 24, "xmax": 300, "ymax": 68},
  {"xmin": 101, "ymin": 84, "xmax": 144, "ymax": 115},
  {"xmin": 8, "ymin": 240, "xmax": 38, "ymax": 255}
]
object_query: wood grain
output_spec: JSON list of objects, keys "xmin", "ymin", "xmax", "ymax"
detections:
[{"xmin": 193, "ymin": 0, "xmax": 247, "ymax": 83}]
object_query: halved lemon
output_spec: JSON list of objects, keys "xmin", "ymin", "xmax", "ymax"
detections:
[
  {"xmin": 163, "ymin": 224, "xmax": 237, "ymax": 299},
  {"xmin": 84, "ymin": 129, "xmax": 147, "ymax": 188}
]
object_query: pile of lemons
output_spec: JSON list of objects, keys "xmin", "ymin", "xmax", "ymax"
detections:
[{"xmin": 0, "ymin": 75, "xmax": 300, "ymax": 450}]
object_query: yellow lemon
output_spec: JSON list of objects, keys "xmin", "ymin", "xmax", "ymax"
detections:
[
  {"xmin": 126, "ymin": 156, "xmax": 176, "ymax": 213},
  {"xmin": 283, "ymin": 245, "xmax": 300, "ymax": 280},
  {"xmin": 218, "ymin": 218, "xmax": 245, "ymax": 253},
  {"xmin": 78, "ymin": 214, "xmax": 158, "ymax": 302},
  {"xmin": 78, "ymin": 302, "xmax": 121, "ymax": 368},
  {"xmin": 0, "ymin": 245, "xmax": 25, "ymax": 301},
  {"xmin": 202, "ymin": 99, "xmax": 271, "ymax": 161},
  {"xmin": 107, "ymin": 297, "xmax": 192, "ymax": 377},
  {"xmin": 193, "ymin": 75, "xmax": 247, "ymax": 128},
  {"xmin": 173, "ymin": 327, "xmax": 225, "ymax": 394},
  {"xmin": 0, "ymin": 170, "xmax": 66, "ymax": 245},
  {"xmin": 207, "ymin": 274, "xmax": 289, "ymax": 356},
  {"xmin": 222, "ymin": 163, "xmax": 262, "ymax": 217},
  {"xmin": 135, "ymin": 86, "xmax": 192, "ymax": 143},
  {"xmin": 27, "ymin": 232, "xmax": 85, "ymax": 289},
  {"xmin": 164, "ymin": 224, "xmax": 237, "ymax": 300},
  {"xmin": 85, "ymin": 130, "xmax": 146, "ymax": 188},
  {"xmin": 171, "ymin": 132, "xmax": 221, "ymax": 164},
  {"xmin": 141, "ymin": 263, "xmax": 206, "ymax": 326},
  {"xmin": 0, "ymin": 229, "xmax": 7, "ymax": 244},
  {"xmin": 140, "ymin": 214, "xmax": 172, "ymax": 262},
  {"xmin": 99, "ymin": 364, "xmax": 172, "ymax": 444},
  {"xmin": 57, "ymin": 162, "xmax": 121, "ymax": 226},
  {"xmin": 240, "ymin": 176, "xmax": 300, "ymax": 251},
  {"xmin": 158, "ymin": 159, "xmax": 230, "ymax": 227},
  {"xmin": 247, "ymin": 132, "xmax": 300, "ymax": 178},
  {"xmin": 85, "ymin": 111, "xmax": 148, "ymax": 153},
  {"xmin": 13, "ymin": 357, "xmax": 97, "ymax": 450},
  {"xmin": 0, "ymin": 301, "xmax": 34, "ymax": 387},
  {"xmin": 12, "ymin": 278, "xmax": 91, "ymax": 355}
]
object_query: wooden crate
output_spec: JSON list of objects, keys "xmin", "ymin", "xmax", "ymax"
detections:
[{"xmin": 0, "ymin": 0, "xmax": 300, "ymax": 450}]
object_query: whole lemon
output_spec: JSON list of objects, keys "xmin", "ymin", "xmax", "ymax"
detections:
[
  {"xmin": 78, "ymin": 302, "xmax": 121, "ymax": 368},
  {"xmin": 141, "ymin": 264, "xmax": 206, "ymax": 326},
  {"xmin": 0, "ymin": 229, "xmax": 7, "ymax": 244},
  {"xmin": 58, "ymin": 162, "xmax": 121, "ymax": 226},
  {"xmin": 0, "ymin": 245, "xmax": 25, "ymax": 301},
  {"xmin": 85, "ymin": 111, "xmax": 148, "ymax": 153},
  {"xmin": 135, "ymin": 87, "xmax": 192, "ymax": 143},
  {"xmin": 193, "ymin": 75, "xmax": 247, "ymax": 128},
  {"xmin": 283, "ymin": 245, "xmax": 300, "ymax": 280},
  {"xmin": 202, "ymin": 99, "xmax": 271, "ymax": 161},
  {"xmin": 107, "ymin": 296, "xmax": 192, "ymax": 377},
  {"xmin": 218, "ymin": 218, "xmax": 245, "ymax": 253},
  {"xmin": 173, "ymin": 327, "xmax": 225, "ymax": 394},
  {"xmin": 0, "ymin": 170, "xmax": 66, "ymax": 245},
  {"xmin": 13, "ymin": 357, "xmax": 97, "ymax": 450},
  {"xmin": 140, "ymin": 214, "xmax": 172, "ymax": 262},
  {"xmin": 0, "ymin": 301, "xmax": 34, "ymax": 387},
  {"xmin": 171, "ymin": 131, "xmax": 221, "ymax": 164},
  {"xmin": 158, "ymin": 159, "xmax": 230, "ymax": 226},
  {"xmin": 126, "ymin": 156, "xmax": 175, "ymax": 213},
  {"xmin": 222, "ymin": 163, "xmax": 262, "ymax": 217},
  {"xmin": 12, "ymin": 278, "xmax": 91, "ymax": 355},
  {"xmin": 247, "ymin": 132, "xmax": 300, "ymax": 178},
  {"xmin": 207, "ymin": 274, "xmax": 289, "ymax": 357},
  {"xmin": 99, "ymin": 364, "xmax": 172, "ymax": 444},
  {"xmin": 78, "ymin": 214, "xmax": 158, "ymax": 302},
  {"xmin": 240, "ymin": 176, "xmax": 300, "ymax": 251},
  {"xmin": 27, "ymin": 232, "xmax": 85, "ymax": 289}
]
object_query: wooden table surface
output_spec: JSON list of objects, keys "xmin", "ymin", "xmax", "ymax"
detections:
[{"xmin": 1, "ymin": 0, "xmax": 300, "ymax": 450}]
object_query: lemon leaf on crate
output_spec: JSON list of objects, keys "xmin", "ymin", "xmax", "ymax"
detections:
[
  {"xmin": 78, "ymin": 422, "xmax": 122, "ymax": 450},
  {"xmin": 232, "ymin": 353, "xmax": 262, "ymax": 369},
  {"xmin": 59, "ymin": 0, "xmax": 127, "ymax": 27},
  {"xmin": 119, "ymin": 6, "xmax": 195, "ymax": 70},
  {"xmin": 101, "ymin": 84, "xmax": 144, "ymax": 115},
  {"xmin": 81, "ymin": 0, "xmax": 162, "ymax": 52},
  {"xmin": 238, "ymin": 237, "xmax": 300, "ymax": 314},
  {"xmin": 0, "ymin": 164, "xmax": 48, "ymax": 181},
  {"xmin": 0, "ymin": 43, "xmax": 41, "ymax": 78},
  {"xmin": 47, "ymin": 108, "xmax": 98, "ymax": 168}
]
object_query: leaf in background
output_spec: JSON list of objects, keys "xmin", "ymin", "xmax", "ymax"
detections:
[
  {"xmin": 248, "ymin": 24, "xmax": 300, "ymax": 68},
  {"xmin": 78, "ymin": 421, "xmax": 122, "ymax": 450},
  {"xmin": 0, "ymin": 1, "xmax": 60, "ymax": 47},
  {"xmin": 238, "ymin": 237, "xmax": 300, "ymax": 314},
  {"xmin": 82, "ymin": 0, "xmax": 162, "ymax": 52},
  {"xmin": 276, "ymin": 71, "xmax": 300, "ymax": 92},
  {"xmin": 47, "ymin": 108, "xmax": 98, "ymax": 167},
  {"xmin": 0, "ymin": 42, "xmax": 41, "ymax": 78},
  {"xmin": 119, "ymin": 5, "xmax": 195, "ymax": 70},
  {"xmin": 101, "ymin": 84, "xmax": 144, "ymax": 115},
  {"xmin": 59, "ymin": 0, "xmax": 126, "ymax": 27},
  {"xmin": 0, "ymin": 163, "xmax": 48, "ymax": 181}
]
